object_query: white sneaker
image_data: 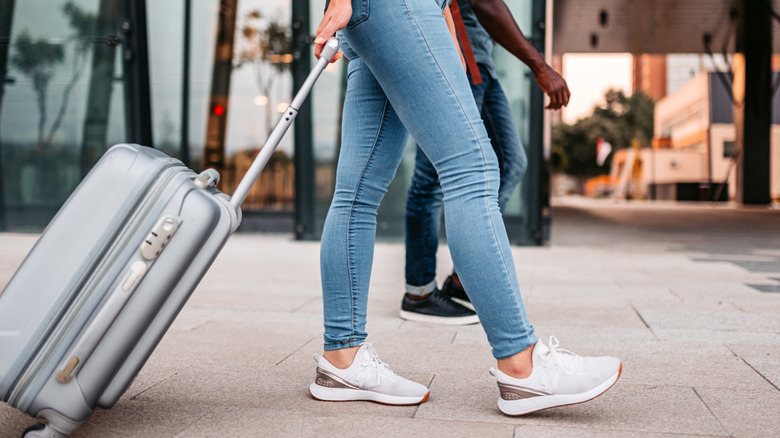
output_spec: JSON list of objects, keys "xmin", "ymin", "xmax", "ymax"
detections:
[
  {"xmin": 490, "ymin": 336, "xmax": 622, "ymax": 416},
  {"xmin": 309, "ymin": 343, "xmax": 430, "ymax": 405}
]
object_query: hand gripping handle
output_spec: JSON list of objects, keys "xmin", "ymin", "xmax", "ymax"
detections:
[{"xmin": 319, "ymin": 37, "xmax": 341, "ymax": 65}]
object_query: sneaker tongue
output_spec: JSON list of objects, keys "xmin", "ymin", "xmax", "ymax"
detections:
[
  {"xmin": 533, "ymin": 340, "xmax": 549, "ymax": 358},
  {"xmin": 358, "ymin": 343, "xmax": 374, "ymax": 362}
]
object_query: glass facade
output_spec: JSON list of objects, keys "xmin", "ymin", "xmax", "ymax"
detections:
[
  {"xmin": 145, "ymin": 0, "xmax": 296, "ymax": 214},
  {"xmin": 0, "ymin": 0, "xmax": 126, "ymax": 231},
  {"xmin": 0, "ymin": 0, "xmax": 547, "ymax": 244},
  {"xmin": 493, "ymin": 0, "xmax": 546, "ymax": 244}
]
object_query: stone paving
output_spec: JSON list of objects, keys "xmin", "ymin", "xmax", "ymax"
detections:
[{"xmin": 1, "ymin": 197, "xmax": 779, "ymax": 437}]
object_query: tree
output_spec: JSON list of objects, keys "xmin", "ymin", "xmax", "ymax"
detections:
[
  {"xmin": 552, "ymin": 89, "xmax": 654, "ymax": 185},
  {"xmin": 234, "ymin": 10, "xmax": 292, "ymax": 136},
  {"xmin": 11, "ymin": 2, "xmax": 95, "ymax": 150},
  {"xmin": 11, "ymin": 30, "xmax": 64, "ymax": 149}
]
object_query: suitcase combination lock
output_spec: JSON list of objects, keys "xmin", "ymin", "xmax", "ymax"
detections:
[{"xmin": 140, "ymin": 216, "xmax": 181, "ymax": 260}]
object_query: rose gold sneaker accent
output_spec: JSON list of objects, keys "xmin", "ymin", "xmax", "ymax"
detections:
[
  {"xmin": 314, "ymin": 367, "xmax": 362, "ymax": 390},
  {"xmin": 496, "ymin": 382, "xmax": 550, "ymax": 400}
]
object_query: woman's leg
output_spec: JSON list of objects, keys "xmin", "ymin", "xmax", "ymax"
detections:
[
  {"xmin": 341, "ymin": 0, "xmax": 536, "ymax": 359},
  {"xmin": 320, "ymin": 54, "xmax": 409, "ymax": 352},
  {"xmin": 313, "ymin": 41, "xmax": 430, "ymax": 406}
]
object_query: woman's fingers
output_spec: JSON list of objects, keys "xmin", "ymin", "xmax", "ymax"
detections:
[{"xmin": 314, "ymin": 1, "xmax": 352, "ymax": 62}]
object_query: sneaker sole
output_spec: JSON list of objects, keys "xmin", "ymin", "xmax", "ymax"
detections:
[
  {"xmin": 399, "ymin": 309, "xmax": 479, "ymax": 326},
  {"xmin": 309, "ymin": 383, "xmax": 430, "ymax": 405},
  {"xmin": 497, "ymin": 363, "xmax": 622, "ymax": 416}
]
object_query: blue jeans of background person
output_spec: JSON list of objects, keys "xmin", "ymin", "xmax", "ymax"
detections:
[
  {"xmin": 405, "ymin": 64, "xmax": 527, "ymax": 293},
  {"xmin": 320, "ymin": 0, "xmax": 537, "ymax": 359}
]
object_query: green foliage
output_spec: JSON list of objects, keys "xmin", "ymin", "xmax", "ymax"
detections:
[
  {"xmin": 62, "ymin": 2, "xmax": 97, "ymax": 52},
  {"xmin": 235, "ymin": 10, "xmax": 292, "ymax": 73},
  {"xmin": 234, "ymin": 10, "xmax": 294, "ymax": 136},
  {"xmin": 552, "ymin": 89, "xmax": 655, "ymax": 180},
  {"xmin": 9, "ymin": 2, "xmax": 96, "ymax": 148},
  {"xmin": 550, "ymin": 143, "xmax": 568, "ymax": 173},
  {"xmin": 11, "ymin": 30, "xmax": 65, "ymax": 146},
  {"xmin": 10, "ymin": 30, "xmax": 64, "ymax": 78}
]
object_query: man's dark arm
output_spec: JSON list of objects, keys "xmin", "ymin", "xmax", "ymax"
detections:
[{"xmin": 468, "ymin": 0, "xmax": 570, "ymax": 109}]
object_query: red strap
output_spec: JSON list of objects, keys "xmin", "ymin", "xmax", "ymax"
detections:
[{"xmin": 449, "ymin": 0, "xmax": 483, "ymax": 85}]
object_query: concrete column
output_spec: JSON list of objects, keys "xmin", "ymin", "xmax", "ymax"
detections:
[
  {"xmin": 734, "ymin": 0, "xmax": 772, "ymax": 204},
  {"xmin": 292, "ymin": 0, "xmax": 314, "ymax": 240}
]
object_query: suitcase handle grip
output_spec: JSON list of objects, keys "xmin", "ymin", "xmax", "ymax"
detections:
[{"xmin": 229, "ymin": 37, "xmax": 340, "ymax": 210}]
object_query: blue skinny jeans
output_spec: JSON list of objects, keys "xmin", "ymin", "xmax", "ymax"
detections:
[
  {"xmin": 319, "ymin": 0, "xmax": 537, "ymax": 359},
  {"xmin": 405, "ymin": 64, "xmax": 528, "ymax": 293}
]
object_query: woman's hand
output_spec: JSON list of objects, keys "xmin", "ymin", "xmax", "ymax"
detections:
[{"xmin": 315, "ymin": 0, "xmax": 351, "ymax": 62}]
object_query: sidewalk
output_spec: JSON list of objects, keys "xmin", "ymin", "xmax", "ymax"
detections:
[{"xmin": 2, "ymin": 197, "xmax": 779, "ymax": 437}]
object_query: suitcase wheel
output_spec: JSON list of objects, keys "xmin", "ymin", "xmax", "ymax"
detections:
[{"xmin": 22, "ymin": 423, "xmax": 67, "ymax": 438}]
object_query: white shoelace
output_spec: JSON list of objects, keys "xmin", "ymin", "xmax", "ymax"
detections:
[
  {"xmin": 543, "ymin": 336, "xmax": 585, "ymax": 375},
  {"xmin": 361, "ymin": 343, "xmax": 398, "ymax": 385}
]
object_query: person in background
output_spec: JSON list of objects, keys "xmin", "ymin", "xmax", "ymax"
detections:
[{"xmin": 401, "ymin": 0, "xmax": 571, "ymax": 325}]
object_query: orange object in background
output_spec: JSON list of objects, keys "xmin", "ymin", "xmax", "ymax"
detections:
[{"xmin": 585, "ymin": 174, "xmax": 615, "ymax": 197}]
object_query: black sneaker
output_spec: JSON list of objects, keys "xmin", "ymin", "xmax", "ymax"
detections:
[
  {"xmin": 399, "ymin": 289, "xmax": 479, "ymax": 325},
  {"xmin": 441, "ymin": 275, "xmax": 473, "ymax": 310}
]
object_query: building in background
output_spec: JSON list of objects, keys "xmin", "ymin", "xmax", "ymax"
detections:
[
  {"xmin": 633, "ymin": 54, "xmax": 666, "ymax": 102},
  {"xmin": 574, "ymin": 50, "xmax": 780, "ymax": 203},
  {"xmin": 554, "ymin": 0, "xmax": 776, "ymax": 205},
  {"xmin": 610, "ymin": 53, "xmax": 780, "ymax": 202}
]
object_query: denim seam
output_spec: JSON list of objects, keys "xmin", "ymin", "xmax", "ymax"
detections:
[
  {"xmin": 345, "ymin": 96, "xmax": 393, "ymax": 342},
  {"xmin": 324, "ymin": 339, "xmax": 364, "ymax": 351},
  {"xmin": 468, "ymin": 82, "xmax": 515, "ymax": 300}
]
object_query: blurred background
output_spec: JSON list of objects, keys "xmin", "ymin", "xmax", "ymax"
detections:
[{"xmin": 0, "ymin": 0, "xmax": 777, "ymax": 244}]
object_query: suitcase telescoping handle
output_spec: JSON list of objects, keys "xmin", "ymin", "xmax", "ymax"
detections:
[
  {"xmin": 229, "ymin": 37, "xmax": 340, "ymax": 209},
  {"xmin": 55, "ymin": 41, "xmax": 341, "ymax": 385}
]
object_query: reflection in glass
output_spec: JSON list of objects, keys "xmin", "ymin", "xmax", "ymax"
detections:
[
  {"xmin": 225, "ymin": 4, "xmax": 295, "ymax": 211},
  {"xmin": 493, "ymin": 0, "xmax": 536, "ymax": 244},
  {"xmin": 0, "ymin": 0, "xmax": 124, "ymax": 231},
  {"xmin": 0, "ymin": 0, "xmax": 16, "ymax": 231}
]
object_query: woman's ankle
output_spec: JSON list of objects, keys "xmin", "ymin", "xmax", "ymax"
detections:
[
  {"xmin": 323, "ymin": 346, "xmax": 361, "ymax": 369},
  {"xmin": 496, "ymin": 343, "xmax": 535, "ymax": 379}
]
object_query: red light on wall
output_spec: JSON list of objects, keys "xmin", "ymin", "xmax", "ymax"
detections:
[{"xmin": 212, "ymin": 104, "xmax": 225, "ymax": 116}]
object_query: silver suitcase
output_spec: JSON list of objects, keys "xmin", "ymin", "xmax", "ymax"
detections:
[{"xmin": 0, "ymin": 39, "xmax": 339, "ymax": 438}]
